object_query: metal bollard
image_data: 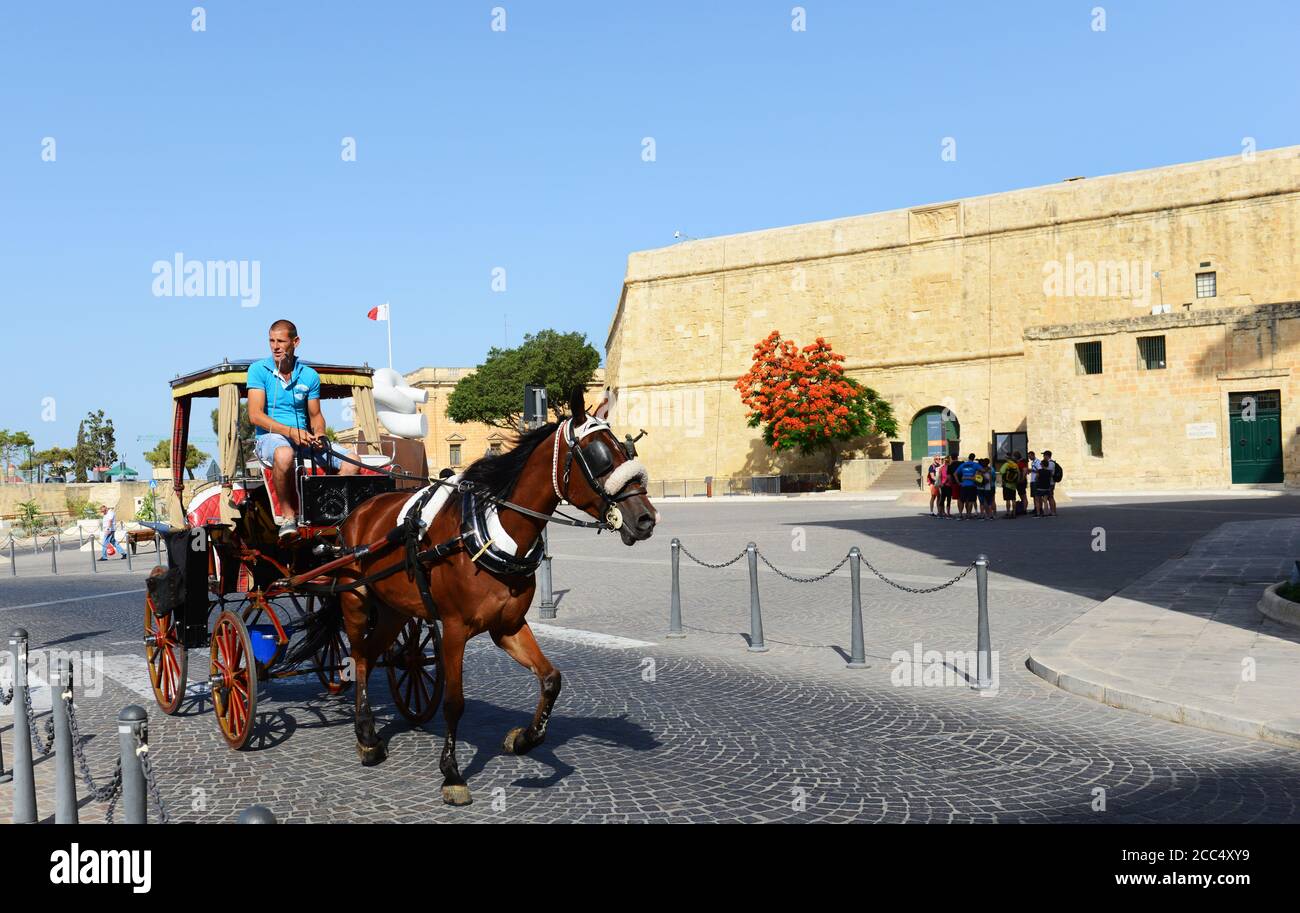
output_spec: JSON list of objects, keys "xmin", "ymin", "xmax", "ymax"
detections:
[
  {"xmin": 51, "ymin": 660, "xmax": 77, "ymax": 823},
  {"xmin": 746, "ymin": 543, "xmax": 768, "ymax": 653},
  {"xmin": 975, "ymin": 555, "xmax": 993, "ymax": 689},
  {"xmin": 117, "ymin": 705, "xmax": 148, "ymax": 824},
  {"xmin": 8, "ymin": 537, "xmax": 15, "ymax": 577},
  {"xmin": 78, "ymin": 525, "xmax": 84, "ymax": 549},
  {"xmin": 126, "ymin": 536, "xmax": 133, "ymax": 571},
  {"xmin": 237, "ymin": 804, "xmax": 277, "ymax": 824},
  {"xmin": 847, "ymin": 548, "xmax": 867, "ymax": 668},
  {"xmin": 537, "ymin": 527, "xmax": 556, "ymax": 620},
  {"xmin": 50, "ymin": 534, "xmax": 58, "ymax": 575},
  {"xmin": 9, "ymin": 629, "xmax": 36, "ymax": 823},
  {"xmin": 667, "ymin": 538, "xmax": 685, "ymax": 637},
  {"xmin": 90, "ymin": 536, "xmax": 98, "ymax": 574}
]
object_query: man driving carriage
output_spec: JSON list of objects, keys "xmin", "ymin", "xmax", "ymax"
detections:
[{"xmin": 248, "ymin": 319, "xmax": 359, "ymax": 538}]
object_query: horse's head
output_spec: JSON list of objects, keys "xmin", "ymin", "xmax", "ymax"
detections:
[{"xmin": 558, "ymin": 386, "xmax": 656, "ymax": 546}]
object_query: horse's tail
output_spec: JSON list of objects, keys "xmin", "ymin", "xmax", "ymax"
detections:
[{"xmin": 282, "ymin": 591, "xmax": 345, "ymax": 668}]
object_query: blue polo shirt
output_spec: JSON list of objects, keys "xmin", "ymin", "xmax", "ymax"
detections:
[
  {"xmin": 957, "ymin": 461, "xmax": 979, "ymax": 487},
  {"xmin": 247, "ymin": 357, "xmax": 321, "ymax": 436}
]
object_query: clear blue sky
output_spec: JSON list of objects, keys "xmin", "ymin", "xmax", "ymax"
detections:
[{"xmin": 2, "ymin": 1, "xmax": 1298, "ymax": 470}]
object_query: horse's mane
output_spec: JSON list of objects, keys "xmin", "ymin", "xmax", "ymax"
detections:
[{"xmin": 459, "ymin": 421, "xmax": 560, "ymax": 500}]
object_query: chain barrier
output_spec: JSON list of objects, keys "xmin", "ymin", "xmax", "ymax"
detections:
[
  {"xmin": 65, "ymin": 695, "xmax": 124, "ymax": 813},
  {"xmin": 857, "ymin": 555, "xmax": 975, "ymax": 594},
  {"xmin": 757, "ymin": 550, "xmax": 851, "ymax": 584},
  {"xmin": 677, "ymin": 544, "xmax": 748, "ymax": 569},
  {"xmin": 24, "ymin": 686, "xmax": 55, "ymax": 755},
  {"xmin": 137, "ymin": 739, "xmax": 170, "ymax": 824}
]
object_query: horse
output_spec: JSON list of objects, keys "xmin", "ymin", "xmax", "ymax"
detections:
[{"xmin": 291, "ymin": 386, "xmax": 657, "ymax": 806}]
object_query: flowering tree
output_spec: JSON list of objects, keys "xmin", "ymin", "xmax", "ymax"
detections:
[{"xmin": 735, "ymin": 331, "xmax": 897, "ymax": 477}]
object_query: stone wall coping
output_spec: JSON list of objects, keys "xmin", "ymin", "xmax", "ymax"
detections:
[{"xmin": 1023, "ymin": 299, "xmax": 1300, "ymax": 341}]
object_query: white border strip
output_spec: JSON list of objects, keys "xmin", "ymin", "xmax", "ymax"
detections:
[
  {"xmin": 530, "ymin": 623, "xmax": 655, "ymax": 650},
  {"xmin": 0, "ymin": 588, "xmax": 146, "ymax": 612}
]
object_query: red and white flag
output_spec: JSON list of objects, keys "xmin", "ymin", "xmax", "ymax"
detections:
[{"xmin": 366, "ymin": 302, "xmax": 390, "ymax": 321}]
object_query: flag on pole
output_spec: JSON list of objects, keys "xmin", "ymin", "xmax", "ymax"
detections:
[{"xmin": 366, "ymin": 303, "xmax": 390, "ymax": 321}]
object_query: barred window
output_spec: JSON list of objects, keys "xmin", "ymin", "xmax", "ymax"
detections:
[
  {"xmin": 1196, "ymin": 271, "xmax": 1216, "ymax": 298},
  {"xmin": 1137, "ymin": 335, "xmax": 1166, "ymax": 370},
  {"xmin": 1082, "ymin": 421, "xmax": 1103, "ymax": 458},
  {"xmin": 1075, "ymin": 341, "xmax": 1103, "ymax": 375},
  {"xmin": 449, "ymin": 444, "xmax": 461, "ymax": 466}
]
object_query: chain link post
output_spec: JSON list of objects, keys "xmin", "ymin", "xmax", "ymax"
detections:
[
  {"xmin": 847, "ymin": 548, "xmax": 867, "ymax": 669},
  {"xmin": 667, "ymin": 538, "xmax": 685, "ymax": 637},
  {"xmin": 746, "ymin": 543, "xmax": 768, "ymax": 653},
  {"xmin": 8, "ymin": 537, "xmax": 15, "ymax": 577},
  {"xmin": 50, "ymin": 534, "xmax": 58, "ymax": 575},
  {"xmin": 90, "ymin": 535, "xmax": 98, "ymax": 574},
  {"xmin": 117, "ymin": 705, "xmax": 148, "ymax": 824},
  {"xmin": 238, "ymin": 804, "xmax": 278, "ymax": 823},
  {"xmin": 51, "ymin": 659, "xmax": 78, "ymax": 823},
  {"xmin": 537, "ymin": 527, "xmax": 556, "ymax": 620},
  {"xmin": 126, "ymin": 534, "xmax": 133, "ymax": 571},
  {"xmin": 9, "ymin": 629, "xmax": 36, "ymax": 823},
  {"xmin": 975, "ymin": 554, "xmax": 993, "ymax": 690}
]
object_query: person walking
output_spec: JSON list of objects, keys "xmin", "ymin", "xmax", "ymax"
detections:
[
  {"xmin": 98, "ymin": 504, "xmax": 125, "ymax": 560},
  {"xmin": 926, "ymin": 455, "xmax": 943, "ymax": 517}
]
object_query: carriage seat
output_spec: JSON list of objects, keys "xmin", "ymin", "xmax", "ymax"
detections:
[{"xmin": 253, "ymin": 447, "xmax": 396, "ymax": 528}]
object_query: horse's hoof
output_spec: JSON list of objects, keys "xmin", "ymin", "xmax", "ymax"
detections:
[
  {"xmin": 357, "ymin": 740, "xmax": 386, "ymax": 766},
  {"xmin": 502, "ymin": 726, "xmax": 530, "ymax": 754},
  {"xmin": 441, "ymin": 784, "xmax": 473, "ymax": 806}
]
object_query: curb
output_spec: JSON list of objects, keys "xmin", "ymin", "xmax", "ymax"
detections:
[
  {"xmin": 1026, "ymin": 648, "xmax": 1300, "ymax": 751},
  {"xmin": 1258, "ymin": 582, "xmax": 1300, "ymax": 629}
]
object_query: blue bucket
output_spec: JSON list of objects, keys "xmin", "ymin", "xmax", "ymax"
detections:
[{"xmin": 248, "ymin": 625, "xmax": 280, "ymax": 664}]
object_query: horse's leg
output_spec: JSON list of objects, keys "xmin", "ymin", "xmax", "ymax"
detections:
[
  {"xmin": 341, "ymin": 590, "xmax": 402, "ymax": 765},
  {"xmin": 438, "ymin": 622, "xmax": 472, "ymax": 806},
  {"xmin": 492, "ymin": 623, "xmax": 561, "ymax": 756}
]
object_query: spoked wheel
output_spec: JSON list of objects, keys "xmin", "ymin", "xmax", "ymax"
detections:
[
  {"xmin": 210, "ymin": 610, "xmax": 258, "ymax": 750},
  {"xmin": 144, "ymin": 567, "xmax": 187, "ymax": 715},
  {"xmin": 386, "ymin": 618, "xmax": 443, "ymax": 726},
  {"xmin": 309, "ymin": 595, "xmax": 352, "ymax": 695}
]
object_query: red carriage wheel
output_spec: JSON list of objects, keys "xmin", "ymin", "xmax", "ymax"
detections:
[
  {"xmin": 386, "ymin": 618, "xmax": 443, "ymax": 726},
  {"xmin": 308, "ymin": 596, "xmax": 353, "ymax": 695},
  {"xmin": 210, "ymin": 611, "xmax": 258, "ymax": 750},
  {"xmin": 144, "ymin": 567, "xmax": 187, "ymax": 715}
]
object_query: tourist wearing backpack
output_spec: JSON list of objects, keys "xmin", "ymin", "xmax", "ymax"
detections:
[
  {"xmin": 978, "ymin": 458, "xmax": 996, "ymax": 518},
  {"xmin": 1041, "ymin": 449, "xmax": 1060, "ymax": 517},
  {"xmin": 999, "ymin": 457, "xmax": 1021, "ymax": 518}
]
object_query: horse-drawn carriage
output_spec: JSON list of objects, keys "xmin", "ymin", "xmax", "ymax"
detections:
[
  {"xmin": 144, "ymin": 360, "xmax": 657, "ymax": 805},
  {"xmin": 142, "ymin": 359, "xmax": 442, "ymax": 749}
]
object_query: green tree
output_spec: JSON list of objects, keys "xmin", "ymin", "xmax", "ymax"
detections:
[
  {"xmin": 0, "ymin": 430, "xmax": 35, "ymax": 483},
  {"xmin": 74, "ymin": 410, "xmax": 117, "ymax": 479},
  {"xmin": 73, "ymin": 419, "xmax": 88, "ymax": 483},
  {"xmin": 446, "ymin": 330, "xmax": 600, "ymax": 429},
  {"xmin": 20, "ymin": 446, "xmax": 74, "ymax": 482},
  {"xmin": 143, "ymin": 438, "xmax": 210, "ymax": 479},
  {"xmin": 16, "ymin": 500, "xmax": 43, "ymax": 536}
]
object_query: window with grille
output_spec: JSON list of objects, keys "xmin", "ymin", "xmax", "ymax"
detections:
[
  {"xmin": 488, "ymin": 443, "xmax": 503, "ymax": 456},
  {"xmin": 1196, "ymin": 271, "xmax": 1216, "ymax": 298},
  {"xmin": 1075, "ymin": 341, "xmax": 1103, "ymax": 375},
  {"xmin": 1082, "ymin": 420, "xmax": 1103, "ymax": 458},
  {"xmin": 1137, "ymin": 335, "xmax": 1166, "ymax": 370},
  {"xmin": 1229, "ymin": 390, "xmax": 1280, "ymax": 413},
  {"xmin": 449, "ymin": 444, "xmax": 461, "ymax": 465}
]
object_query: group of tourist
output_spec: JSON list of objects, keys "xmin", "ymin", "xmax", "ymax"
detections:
[{"xmin": 925, "ymin": 451, "xmax": 1061, "ymax": 520}]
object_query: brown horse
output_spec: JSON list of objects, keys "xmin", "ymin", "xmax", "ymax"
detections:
[{"xmin": 293, "ymin": 386, "xmax": 656, "ymax": 806}]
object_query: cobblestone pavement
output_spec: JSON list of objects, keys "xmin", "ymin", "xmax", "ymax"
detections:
[{"xmin": 2, "ymin": 495, "xmax": 1299, "ymax": 823}]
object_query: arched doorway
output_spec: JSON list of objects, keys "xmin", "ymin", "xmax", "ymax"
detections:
[{"xmin": 909, "ymin": 407, "xmax": 959, "ymax": 460}]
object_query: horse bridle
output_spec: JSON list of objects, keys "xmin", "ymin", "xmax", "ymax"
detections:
[{"xmin": 552, "ymin": 416, "xmax": 648, "ymax": 530}]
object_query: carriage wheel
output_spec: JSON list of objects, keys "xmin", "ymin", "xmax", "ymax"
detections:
[
  {"xmin": 210, "ymin": 611, "xmax": 258, "ymax": 750},
  {"xmin": 386, "ymin": 618, "xmax": 443, "ymax": 726},
  {"xmin": 144, "ymin": 567, "xmax": 187, "ymax": 715},
  {"xmin": 309, "ymin": 596, "xmax": 353, "ymax": 695}
]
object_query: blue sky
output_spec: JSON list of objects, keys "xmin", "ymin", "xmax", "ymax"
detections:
[{"xmin": 2, "ymin": 0, "xmax": 1298, "ymax": 470}]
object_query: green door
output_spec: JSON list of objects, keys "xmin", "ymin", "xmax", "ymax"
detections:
[
  {"xmin": 909, "ymin": 408, "xmax": 959, "ymax": 460},
  {"xmin": 1229, "ymin": 390, "xmax": 1283, "ymax": 483}
]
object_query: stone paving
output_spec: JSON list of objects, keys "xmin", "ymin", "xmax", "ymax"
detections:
[
  {"xmin": 1030, "ymin": 517, "xmax": 1300, "ymax": 748},
  {"xmin": 0, "ymin": 495, "xmax": 1298, "ymax": 823}
]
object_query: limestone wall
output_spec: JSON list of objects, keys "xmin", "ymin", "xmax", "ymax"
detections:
[{"xmin": 605, "ymin": 147, "xmax": 1300, "ymax": 488}]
